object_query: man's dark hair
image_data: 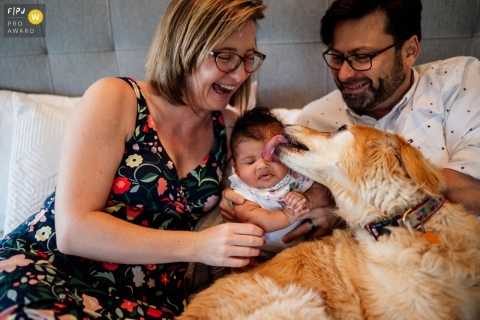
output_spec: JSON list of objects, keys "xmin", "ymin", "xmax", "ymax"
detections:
[
  {"xmin": 230, "ymin": 107, "xmax": 284, "ymax": 158},
  {"xmin": 320, "ymin": 0, "xmax": 422, "ymax": 48}
]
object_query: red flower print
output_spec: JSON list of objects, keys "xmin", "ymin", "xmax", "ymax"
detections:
[
  {"xmin": 141, "ymin": 220, "xmax": 149, "ymax": 227},
  {"xmin": 36, "ymin": 251, "xmax": 47, "ymax": 259},
  {"xmin": 146, "ymin": 115, "xmax": 158, "ymax": 131},
  {"xmin": 157, "ymin": 178, "xmax": 168, "ymax": 195},
  {"xmin": 113, "ymin": 177, "xmax": 131, "ymax": 194},
  {"xmin": 217, "ymin": 114, "xmax": 225, "ymax": 126},
  {"xmin": 102, "ymin": 262, "xmax": 119, "ymax": 271},
  {"xmin": 145, "ymin": 264, "xmax": 157, "ymax": 271},
  {"xmin": 146, "ymin": 308, "xmax": 163, "ymax": 318},
  {"xmin": 291, "ymin": 171, "xmax": 298, "ymax": 179},
  {"xmin": 161, "ymin": 273, "xmax": 169, "ymax": 286},
  {"xmin": 174, "ymin": 201, "xmax": 184, "ymax": 214},
  {"xmin": 142, "ymin": 124, "xmax": 149, "ymax": 133},
  {"xmin": 126, "ymin": 205, "xmax": 143, "ymax": 220},
  {"xmin": 200, "ymin": 154, "xmax": 209, "ymax": 165},
  {"xmin": 120, "ymin": 299, "xmax": 138, "ymax": 312}
]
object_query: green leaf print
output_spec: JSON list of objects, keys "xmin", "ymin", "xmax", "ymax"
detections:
[
  {"xmin": 93, "ymin": 272, "xmax": 116, "ymax": 286},
  {"xmin": 288, "ymin": 182, "xmax": 295, "ymax": 191},
  {"xmin": 140, "ymin": 173, "xmax": 159, "ymax": 183},
  {"xmin": 166, "ymin": 210, "xmax": 181, "ymax": 220},
  {"xmin": 105, "ymin": 202, "xmax": 125, "ymax": 214},
  {"xmin": 137, "ymin": 306, "xmax": 145, "ymax": 316},
  {"xmin": 7, "ymin": 289, "xmax": 17, "ymax": 302},
  {"xmin": 116, "ymin": 308, "xmax": 124, "ymax": 318},
  {"xmin": 130, "ymin": 185, "xmax": 140, "ymax": 193},
  {"xmin": 45, "ymin": 267, "xmax": 57, "ymax": 275},
  {"xmin": 55, "ymin": 280, "xmax": 65, "ymax": 286},
  {"xmin": 135, "ymin": 125, "xmax": 141, "ymax": 137},
  {"xmin": 159, "ymin": 218, "xmax": 173, "ymax": 230},
  {"xmin": 190, "ymin": 171, "xmax": 200, "ymax": 181},
  {"xmin": 183, "ymin": 180, "xmax": 198, "ymax": 188}
]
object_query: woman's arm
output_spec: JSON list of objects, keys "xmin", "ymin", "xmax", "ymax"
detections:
[
  {"xmin": 233, "ymin": 200, "xmax": 291, "ymax": 232},
  {"xmin": 54, "ymin": 78, "xmax": 264, "ymax": 267}
]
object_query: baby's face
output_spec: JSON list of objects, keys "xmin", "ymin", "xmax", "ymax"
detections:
[{"xmin": 233, "ymin": 136, "xmax": 289, "ymax": 189}]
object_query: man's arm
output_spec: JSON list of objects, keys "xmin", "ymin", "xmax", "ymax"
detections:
[
  {"xmin": 442, "ymin": 169, "xmax": 480, "ymax": 216},
  {"xmin": 302, "ymin": 182, "xmax": 334, "ymax": 209}
]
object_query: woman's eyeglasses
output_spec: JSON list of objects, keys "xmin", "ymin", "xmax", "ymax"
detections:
[{"xmin": 210, "ymin": 51, "xmax": 266, "ymax": 73}]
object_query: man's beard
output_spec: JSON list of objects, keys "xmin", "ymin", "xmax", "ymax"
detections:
[{"xmin": 335, "ymin": 53, "xmax": 407, "ymax": 115}]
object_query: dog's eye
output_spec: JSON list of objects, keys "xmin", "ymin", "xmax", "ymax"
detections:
[{"xmin": 337, "ymin": 124, "xmax": 347, "ymax": 131}]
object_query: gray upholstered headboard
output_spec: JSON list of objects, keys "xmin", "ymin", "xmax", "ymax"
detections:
[{"xmin": 1, "ymin": 0, "xmax": 479, "ymax": 110}]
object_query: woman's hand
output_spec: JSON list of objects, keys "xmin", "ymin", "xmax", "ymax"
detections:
[
  {"xmin": 195, "ymin": 222, "xmax": 265, "ymax": 268},
  {"xmin": 282, "ymin": 203, "xmax": 344, "ymax": 243},
  {"xmin": 220, "ymin": 188, "xmax": 245, "ymax": 222}
]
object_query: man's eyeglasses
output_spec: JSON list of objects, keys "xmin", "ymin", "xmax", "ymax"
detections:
[
  {"xmin": 322, "ymin": 40, "xmax": 403, "ymax": 71},
  {"xmin": 210, "ymin": 51, "xmax": 266, "ymax": 73}
]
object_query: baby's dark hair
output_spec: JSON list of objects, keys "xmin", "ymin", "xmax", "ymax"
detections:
[{"xmin": 230, "ymin": 106, "xmax": 284, "ymax": 158}]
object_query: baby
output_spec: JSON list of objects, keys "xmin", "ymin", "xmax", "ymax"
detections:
[{"xmin": 229, "ymin": 107, "xmax": 329, "ymax": 261}]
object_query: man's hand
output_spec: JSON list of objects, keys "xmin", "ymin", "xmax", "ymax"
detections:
[
  {"xmin": 282, "ymin": 203, "xmax": 344, "ymax": 243},
  {"xmin": 220, "ymin": 188, "xmax": 245, "ymax": 222}
]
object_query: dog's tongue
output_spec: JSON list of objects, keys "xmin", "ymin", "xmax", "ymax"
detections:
[{"xmin": 263, "ymin": 135, "xmax": 288, "ymax": 161}]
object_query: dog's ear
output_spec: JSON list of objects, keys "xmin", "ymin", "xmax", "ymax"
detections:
[{"xmin": 395, "ymin": 134, "xmax": 446, "ymax": 197}]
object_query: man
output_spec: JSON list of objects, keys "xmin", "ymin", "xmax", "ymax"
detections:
[{"xmin": 223, "ymin": 0, "xmax": 480, "ymax": 241}]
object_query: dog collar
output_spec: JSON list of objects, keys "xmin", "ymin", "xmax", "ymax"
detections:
[{"xmin": 366, "ymin": 195, "xmax": 445, "ymax": 240}]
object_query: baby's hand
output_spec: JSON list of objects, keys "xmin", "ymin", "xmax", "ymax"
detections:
[{"xmin": 284, "ymin": 191, "xmax": 309, "ymax": 215}]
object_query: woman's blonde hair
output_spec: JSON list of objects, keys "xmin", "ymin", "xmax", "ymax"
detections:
[{"xmin": 145, "ymin": 0, "xmax": 265, "ymax": 112}]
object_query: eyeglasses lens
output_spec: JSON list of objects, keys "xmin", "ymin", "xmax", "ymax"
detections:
[
  {"xmin": 324, "ymin": 54, "xmax": 372, "ymax": 71},
  {"xmin": 215, "ymin": 53, "xmax": 264, "ymax": 73}
]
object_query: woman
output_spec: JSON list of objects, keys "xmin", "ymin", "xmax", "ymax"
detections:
[{"xmin": 0, "ymin": 0, "xmax": 266, "ymax": 318}]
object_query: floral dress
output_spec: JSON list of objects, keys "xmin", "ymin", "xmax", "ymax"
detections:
[{"xmin": 0, "ymin": 77, "xmax": 227, "ymax": 319}]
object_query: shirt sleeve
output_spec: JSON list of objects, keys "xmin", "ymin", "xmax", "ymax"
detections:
[{"xmin": 442, "ymin": 57, "xmax": 480, "ymax": 179}]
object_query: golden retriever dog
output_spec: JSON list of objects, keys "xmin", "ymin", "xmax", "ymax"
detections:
[{"xmin": 178, "ymin": 124, "xmax": 480, "ymax": 320}]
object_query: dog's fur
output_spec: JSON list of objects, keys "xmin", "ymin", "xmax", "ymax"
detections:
[{"xmin": 178, "ymin": 125, "xmax": 480, "ymax": 320}]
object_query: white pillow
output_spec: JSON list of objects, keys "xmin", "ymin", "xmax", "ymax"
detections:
[
  {"xmin": 0, "ymin": 91, "xmax": 14, "ymax": 236},
  {"xmin": 4, "ymin": 92, "xmax": 80, "ymax": 234}
]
